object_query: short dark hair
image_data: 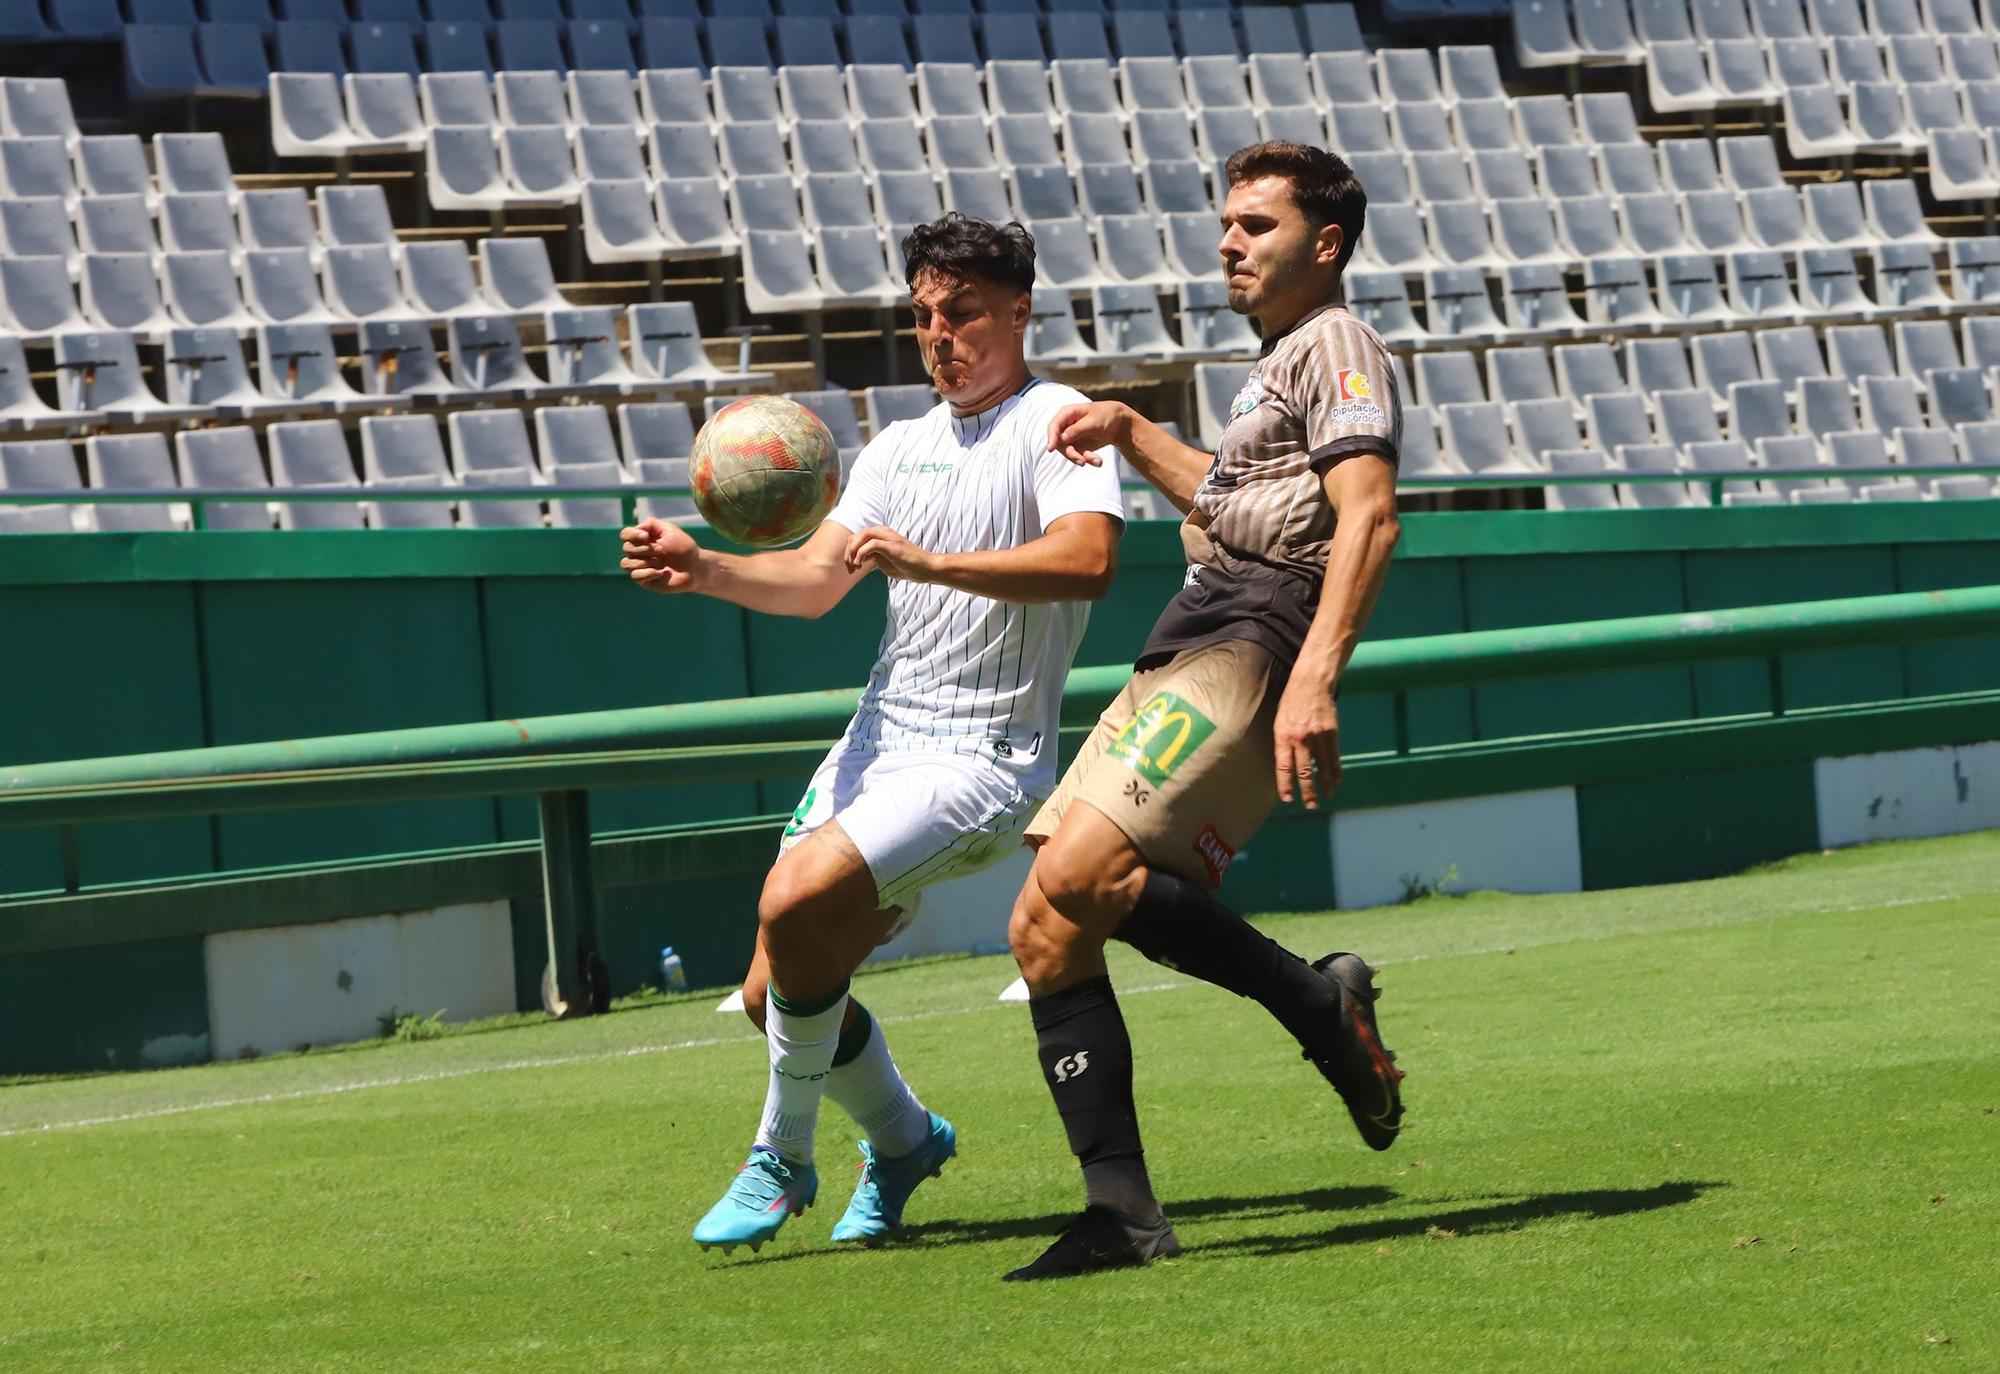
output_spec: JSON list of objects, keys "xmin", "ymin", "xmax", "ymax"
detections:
[
  {"xmin": 901, "ymin": 213, "xmax": 1037, "ymax": 295},
  {"xmin": 1224, "ymin": 141, "xmax": 1367, "ymax": 275}
]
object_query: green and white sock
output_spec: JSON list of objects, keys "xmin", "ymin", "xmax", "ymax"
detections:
[
  {"xmin": 825, "ymin": 1003, "xmax": 931, "ymax": 1159},
  {"xmin": 753, "ymin": 978, "xmax": 850, "ymax": 1164}
]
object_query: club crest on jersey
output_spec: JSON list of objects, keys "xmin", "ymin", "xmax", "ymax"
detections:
[
  {"xmin": 1229, "ymin": 372, "xmax": 1264, "ymax": 419},
  {"xmin": 1107, "ymin": 691, "xmax": 1217, "ymax": 788},
  {"xmin": 1334, "ymin": 368, "xmax": 1372, "ymax": 402}
]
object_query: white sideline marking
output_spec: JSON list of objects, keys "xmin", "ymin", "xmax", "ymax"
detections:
[
  {"xmin": 0, "ymin": 887, "xmax": 1967, "ymax": 1141},
  {"xmin": 0, "ymin": 983, "xmax": 1187, "ymax": 1140}
]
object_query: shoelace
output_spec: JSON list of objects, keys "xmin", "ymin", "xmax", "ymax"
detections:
[{"xmin": 732, "ymin": 1155, "xmax": 794, "ymax": 1206}]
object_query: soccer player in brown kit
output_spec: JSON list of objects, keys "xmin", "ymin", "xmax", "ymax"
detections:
[{"xmin": 1002, "ymin": 142, "xmax": 1407, "ymax": 1279}]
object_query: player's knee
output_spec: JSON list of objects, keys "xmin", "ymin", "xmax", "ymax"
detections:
[
  {"xmin": 756, "ymin": 866, "xmax": 816, "ymax": 934},
  {"xmin": 1033, "ymin": 837, "xmax": 1121, "ymax": 928},
  {"xmin": 1008, "ymin": 882, "xmax": 1064, "ymax": 979}
]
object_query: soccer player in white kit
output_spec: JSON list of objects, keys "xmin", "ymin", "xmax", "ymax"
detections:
[{"xmin": 619, "ymin": 215, "xmax": 1124, "ymax": 1254}]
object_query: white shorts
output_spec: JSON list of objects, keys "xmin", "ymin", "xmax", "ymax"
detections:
[{"xmin": 779, "ymin": 745, "xmax": 1038, "ymax": 936}]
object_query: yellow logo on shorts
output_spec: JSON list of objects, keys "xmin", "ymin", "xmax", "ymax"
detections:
[{"xmin": 1107, "ymin": 691, "xmax": 1217, "ymax": 789}]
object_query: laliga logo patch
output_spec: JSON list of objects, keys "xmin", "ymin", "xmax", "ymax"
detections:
[
  {"xmin": 1230, "ymin": 372, "xmax": 1264, "ymax": 418},
  {"xmin": 1335, "ymin": 368, "xmax": 1372, "ymax": 403}
]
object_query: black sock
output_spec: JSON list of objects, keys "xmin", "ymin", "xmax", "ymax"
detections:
[
  {"xmin": 830, "ymin": 1000, "xmax": 874, "ymax": 1069},
  {"xmin": 1115, "ymin": 869, "xmax": 1341, "ymax": 1050},
  {"xmin": 1029, "ymin": 976, "xmax": 1160, "ymax": 1225}
]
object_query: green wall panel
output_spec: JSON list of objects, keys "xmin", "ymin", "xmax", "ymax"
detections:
[
  {"xmin": 1219, "ymin": 809, "xmax": 1334, "ymax": 913},
  {"xmin": 481, "ymin": 578, "xmax": 760, "ymax": 838},
  {"xmin": 1682, "ymin": 547, "xmax": 1903, "ymax": 715},
  {"xmin": 1575, "ymin": 761, "xmax": 1819, "ymax": 890},
  {"xmin": 198, "ymin": 581, "xmax": 497, "ymax": 868},
  {"xmin": 1894, "ymin": 542, "xmax": 2000, "ymax": 697},
  {"xmin": 1461, "ymin": 553, "xmax": 1694, "ymax": 738},
  {"xmin": 0, "ymin": 934, "xmax": 208, "ymax": 1074},
  {"xmin": 0, "ymin": 585, "xmax": 212, "ymax": 894},
  {"xmin": 1343, "ymin": 556, "xmax": 1476, "ymax": 755}
]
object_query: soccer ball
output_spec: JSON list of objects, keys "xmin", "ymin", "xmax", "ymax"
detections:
[{"xmin": 689, "ymin": 396, "xmax": 842, "ymax": 548}]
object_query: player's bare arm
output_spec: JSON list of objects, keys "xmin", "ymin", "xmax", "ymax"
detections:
[
  {"xmin": 1273, "ymin": 455, "xmax": 1400, "ymax": 809},
  {"xmin": 619, "ymin": 516, "xmax": 865, "ymax": 619},
  {"xmin": 1045, "ymin": 401, "xmax": 1210, "ymax": 513},
  {"xmin": 843, "ymin": 511, "xmax": 1120, "ymax": 603}
]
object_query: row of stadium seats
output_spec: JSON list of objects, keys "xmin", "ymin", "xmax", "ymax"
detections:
[
  {"xmin": 0, "ymin": 303, "xmax": 768, "ymax": 431},
  {"xmin": 0, "ymin": 238, "xmax": 580, "ymax": 340},
  {"xmin": 123, "ymin": 0, "xmax": 1358, "ymax": 94},
  {"xmin": 287, "ymin": 47, "xmax": 1517, "ymax": 131},
  {"xmin": 0, "ymin": 379, "xmax": 958, "ymax": 531},
  {"xmin": 1024, "ymin": 235, "xmax": 1989, "ymax": 368},
  {"xmin": 0, "ymin": 404, "xmax": 695, "ymax": 532},
  {"xmin": 1514, "ymin": 0, "xmax": 2000, "ymax": 70},
  {"xmin": 1268, "ymin": 318, "xmax": 2000, "ymax": 503},
  {"xmin": 0, "ymin": 0, "xmax": 1312, "ymax": 45}
]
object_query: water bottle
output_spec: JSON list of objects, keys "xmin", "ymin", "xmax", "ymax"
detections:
[{"xmin": 659, "ymin": 946, "xmax": 688, "ymax": 994}]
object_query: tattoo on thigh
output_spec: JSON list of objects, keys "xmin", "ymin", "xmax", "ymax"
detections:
[{"xmin": 806, "ymin": 825, "xmax": 866, "ymax": 869}]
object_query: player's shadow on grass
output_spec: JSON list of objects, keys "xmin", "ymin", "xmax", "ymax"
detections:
[
  {"xmin": 888, "ymin": 1184, "xmax": 1400, "ymax": 1249},
  {"xmin": 1202, "ymin": 1179, "xmax": 1725, "ymax": 1260}
]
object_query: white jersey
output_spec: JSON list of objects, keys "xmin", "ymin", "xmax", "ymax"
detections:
[{"xmin": 823, "ymin": 378, "xmax": 1124, "ymax": 795}]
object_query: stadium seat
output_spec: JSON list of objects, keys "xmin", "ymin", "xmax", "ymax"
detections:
[
  {"xmin": 0, "ymin": 332, "xmax": 97, "ymax": 433},
  {"xmin": 1342, "ymin": 269, "xmax": 1429, "ymax": 347},
  {"xmin": 256, "ymin": 322, "xmax": 384, "ymax": 415},
  {"xmin": 478, "ymin": 237, "xmax": 569, "ymax": 315},
  {"xmin": 532, "ymin": 308, "xmax": 644, "ymax": 400},
  {"xmin": 0, "ymin": 438, "xmax": 89, "ymax": 532},
  {"xmin": 1025, "ymin": 287, "xmax": 1099, "ymax": 367},
  {"xmin": 401, "ymin": 241, "xmax": 486, "ymax": 319},
  {"xmin": 355, "ymin": 318, "xmax": 457, "ymax": 403},
  {"xmin": 358, "ymin": 412, "xmax": 456, "ymax": 528},
  {"xmin": 1544, "ymin": 197, "xmax": 1618, "ymax": 262},
  {"xmin": 1502, "ymin": 263, "xmax": 1589, "ymax": 338},
  {"xmin": 628, "ymin": 298, "xmax": 776, "ymax": 390},
  {"xmin": 495, "ymin": 70, "xmax": 570, "ymax": 128},
  {"xmin": 76, "ymin": 196, "xmax": 155, "ymax": 256},
  {"xmin": 166, "ymin": 428, "xmax": 271, "ymax": 530},
  {"xmin": 79, "ymin": 431, "xmax": 182, "ymax": 532},
  {"xmin": 160, "ymin": 251, "xmax": 256, "ymax": 334},
  {"xmin": 264, "ymin": 419, "xmax": 366, "ymax": 531},
  {"xmin": 1656, "ymin": 254, "xmax": 1735, "ymax": 328},
  {"xmin": 237, "ymin": 189, "xmax": 315, "ymax": 254},
  {"xmin": 574, "ymin": 125, "xmax": 650, "ymax": 182},
  {"xmin": 324, "ymin": 246, "xmax": 417, "ymax": 325},
  {"xmin": 572, "ymin": 70, "xmax": 643, "ymax": 129},
  {"xmin": 78, "ymin": 254, "xmax": 175, "ymax": 341}
]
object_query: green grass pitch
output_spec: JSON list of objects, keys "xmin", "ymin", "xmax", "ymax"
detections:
[{"xmin": 3, "ymin": 831, "xmax": 1996, "ymax": 1371}]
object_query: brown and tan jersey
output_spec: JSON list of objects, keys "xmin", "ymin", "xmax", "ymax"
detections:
[{"xmin": 1140, "ymin": 303, "xmax": 1402, "ymax": 670}]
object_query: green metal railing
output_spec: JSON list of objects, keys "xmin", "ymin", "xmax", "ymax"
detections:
[{"xmin": 5, "ymin": 584, "xmax": 1999, "ymax": 1013}]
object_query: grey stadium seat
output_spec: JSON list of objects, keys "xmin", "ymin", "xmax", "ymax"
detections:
[
  {"xmin": 173, "ymin": 427, "xmax": 274, "ymax": 530},
  {"xmin": 257, "ymin": 321, "xmax": 384, "ymax": 414},
  {"xmin": 84, "ymin": 432, "xmax": 181, "ymax": 532}
]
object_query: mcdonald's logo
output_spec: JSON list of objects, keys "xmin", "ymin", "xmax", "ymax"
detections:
[{"xmin": 1106, "ymin": 691, "xmax": 1217, "ymax": 788}]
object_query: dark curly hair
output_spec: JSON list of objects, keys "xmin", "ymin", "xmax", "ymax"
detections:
[
  {"xmin": 1225, "ymin": 141, "xmax": 1367, "ymax": 275},
  {"xmin": 901, "ymin": 213, "xmax": 1037, "ymax": 295}
]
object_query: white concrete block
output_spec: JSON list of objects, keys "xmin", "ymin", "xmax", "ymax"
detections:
[
  {"xmin": 1815, "ymin": 741, "xmax": 2000, "ymax": 848},
  {"xmin": 1331, "ymin": 786, "xmax": 1583, "ymax": 910},
  {"xmin": 205, "ymin": 901, "xmax": 516, "ymax": 1060},
  {"xmin": 865, "ymin": 844, "xmax": 1032, "ymax": 966}
]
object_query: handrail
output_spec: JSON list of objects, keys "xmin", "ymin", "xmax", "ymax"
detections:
[{"xmin": 6, "ymin": 584, "xmax": 1999, "ymax": 810}]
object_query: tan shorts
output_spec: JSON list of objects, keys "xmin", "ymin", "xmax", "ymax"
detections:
[{"xmin": 1026, "ymin": 638, "xmax": 1283, "ymax": 890}]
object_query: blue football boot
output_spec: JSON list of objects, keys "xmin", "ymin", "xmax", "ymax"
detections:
[
  {"xmin": 692, "ymin": 1148, "xmax": 818, "ymax": 1254},
  {"xmin": 829, "ymin": 1113, "xmax": 958, "ymax": 1244}
]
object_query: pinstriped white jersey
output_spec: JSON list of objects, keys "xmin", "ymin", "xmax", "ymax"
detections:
[{"xmin": 823, "ymin": 379, "xmax": 1123, "ymax": 795}]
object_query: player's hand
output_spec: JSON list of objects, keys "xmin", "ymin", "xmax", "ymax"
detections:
[
  {"xmin": 619, "ymin": 517, "xmax": 702, "ymax": 593},
  {"xmin": 845, "ymin": 525, "xmax": 940, "ymax": 583},
  {"xmin": 1272, "ymin": 673, "xmax": 1341, "ymax": 811},
  {"xmin": 1046, "ymin": 401, "xmax": 1132, "ymax": 466}
]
